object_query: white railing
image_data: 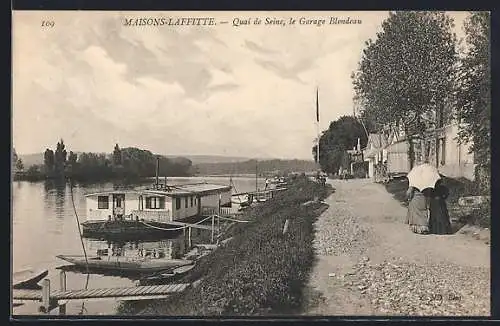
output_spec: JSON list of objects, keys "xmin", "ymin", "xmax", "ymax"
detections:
[
  {"xmin": 200, "ymin": 206, "xmax": 233, "ymax": 217},
  {"xmin": 220, "ymin": 207, "xmax": 233, "ymax": 217},
  {"xmin": 201, "ymin": 207, "xmax": 218, "ymax": 216},
  {"xmin": 130, "ymin": 210, "xmax": 171, "ymax": 222}
]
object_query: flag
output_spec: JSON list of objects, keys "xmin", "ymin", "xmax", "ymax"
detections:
[{"xmin": 316, "ymin": 88, "xmax": 320, "ymax": 123}]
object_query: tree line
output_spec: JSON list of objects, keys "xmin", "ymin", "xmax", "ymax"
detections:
[
  {"xmin": 314, "ymin": 12, "xmax": 490, "ymax": 186},
  {"xmin": 13, "ymin": 140, "xmax": 193, "ymax": 181}
]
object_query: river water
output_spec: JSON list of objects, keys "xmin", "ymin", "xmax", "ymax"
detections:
[{"xmin": 11, "ymin": 176, "xmax": 265, "ymax": 315}]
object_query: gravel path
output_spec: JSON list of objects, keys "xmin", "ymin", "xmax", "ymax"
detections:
[{"xmin": 304, "ymin": 178, "xmax": 490, "ymax": 316}]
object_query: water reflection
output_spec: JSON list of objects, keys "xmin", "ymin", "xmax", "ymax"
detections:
[
  {"xmin": 12, "ymin": 176, "xmax": 263, "ymax": 315},
  {"xmin": 57, "ymin": 231, "xmax": 205, "ymax": 280}
]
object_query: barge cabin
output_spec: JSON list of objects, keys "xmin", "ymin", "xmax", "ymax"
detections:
[{"xmin": 81, "ymin": 183, "xmax": 232, "ymax": 236}]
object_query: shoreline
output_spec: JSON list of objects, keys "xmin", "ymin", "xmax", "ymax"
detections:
[{"xmin": 117, "ymin": 175, "xmax": 333, "ymax": 316}]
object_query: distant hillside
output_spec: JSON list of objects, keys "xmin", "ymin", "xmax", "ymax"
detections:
[
  {"xmin": 193, "ymin": 159, "xmax": 318, "ymax": 176},
  {"xmin": 164, "ymin": 155, "xmax": 257, "ymax": 165}
]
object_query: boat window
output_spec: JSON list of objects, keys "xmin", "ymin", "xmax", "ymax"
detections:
[
  {"xmin": 98, "ymin": 196, "xmax": 109, "ymax": 209},
  {"xmin": 190, "ymin": 196, "xmax": 193, "ymax": 207},
  {"xmin": 185, "ymin": 197, "xmax": 188, "ymax": 208},
  {"xmin": 145, "ymin": 196, "xmax": 166, "ymax": 209},
  {"xmin": 176, "ymin": 197, "xmax": 181, "ymax": 209}
]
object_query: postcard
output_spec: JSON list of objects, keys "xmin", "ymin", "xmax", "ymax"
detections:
[{"xmin": 11, "ymin": 10, "xmax": 491, "ymax": 317}]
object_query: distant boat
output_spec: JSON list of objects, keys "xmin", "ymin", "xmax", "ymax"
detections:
[
  {"xmin": 13, "ymin": 268, "xmax": 48, "ymax": 289},
  {"xmin": 56, "ymin": 255, "xmax": 193, "ymax": 273}
]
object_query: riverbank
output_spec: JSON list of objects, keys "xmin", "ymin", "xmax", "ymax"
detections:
[
  {"xmin": 117, "ymin": 175, "xmax": 333, "ymax": 316},
  {"xmin": 303, "ymin": 178, "xmax": 489, "ymax": 316}
]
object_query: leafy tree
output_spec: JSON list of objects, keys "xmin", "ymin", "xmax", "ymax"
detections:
[
  {"xmin": 312, "ymin": 116, "xmax": 368, "ymax": 174},
  {"xmin": 44, "ymin": 148, "xmax": 55, "ymax": 173},
  {"xmin": 454, "ymin": 11, "xmax": 490, "ymax": 165},
  {"xmin": 15, "ymin": 159, "xmax": 24, "ymax": 171},
  {"xmin": 26, "ymin": 165, "xmax": 41, "ymax": 176},
  {"xmin": 113, "ymin": 143, "xmax": 122, "ymax": 166},
  {"xmin": 352, "ymin": 11, "xmax": 458, "ymax": 168},
  {"xmin": 54, "ymin": 139, "xmax": 67, "ymax": 174},
  {"xmin": 66, "ymin": 151, "xmax": 78, "ymax": 175},
  {"xmin": 12, "ymin": 148, "xmax": 18, "ymax": 168}
]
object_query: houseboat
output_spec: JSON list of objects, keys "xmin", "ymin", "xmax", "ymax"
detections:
[{"xmin": 81, "ymin": 182, "xmax": 232, "ymax": 236}]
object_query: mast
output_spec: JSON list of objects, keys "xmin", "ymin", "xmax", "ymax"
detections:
[
  {"xmin": 255, "ymin": 160, "xmax": 258, "ymax": 193},
  {"xmin": 155, "ymin": 156, "xmax": 160, "ymax": 189}
]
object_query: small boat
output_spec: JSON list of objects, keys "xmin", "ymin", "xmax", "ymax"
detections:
[
  {"xmin": 56, "ymin": 255, "xmax": 193, "ymax": 273},
  {"xmin": 13, "ymin": 268, "xmax": 49, "ymax": 289},
  {"xmin": 138, "ymin": 263, "xmax": 196, "ymax": 285}
]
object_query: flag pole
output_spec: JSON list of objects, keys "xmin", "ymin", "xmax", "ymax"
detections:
[{"xmin": 316, "ymin": 87, "xmax": 320, "ymax": 169}]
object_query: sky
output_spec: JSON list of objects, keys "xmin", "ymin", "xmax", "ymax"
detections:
[{"xmin": 12, "ymin": 11, "xmax": 469, "ymax": 160}]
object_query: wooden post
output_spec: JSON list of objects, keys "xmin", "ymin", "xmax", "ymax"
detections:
[
  {"xmin": 41, "ymin": 279, "xmax": 50, "ymax": 314},
  {"xmin": 283, "ymin": 219, "xmax": 290, "ymax": 235},
  {"xmin": 59, "ymin": 271, "xmax": 67, "ymax": 315},
  {"xmin": 211, "ymin": 215, "xmax": 215, "ymax": 243},
  {"xmin": 188, "ymin": 226, "xmax": 192, "ymax": 248}
]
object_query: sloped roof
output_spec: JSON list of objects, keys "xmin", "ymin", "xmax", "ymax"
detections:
[
  {"xmin": 85, "ymin": 183, "xmax": 231, "ymax": 198},
  {"xmin": 365, "ymin": 133, "xmax": 389, "ymax": 149},
  {"xmin": 363, "ymin": 133, "xmax": 389, "ymax": 158}
]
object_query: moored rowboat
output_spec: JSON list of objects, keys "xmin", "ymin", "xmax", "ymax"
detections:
[
  {"xmin": 13, "ymin": 268, "xmax": 49, "ymax": 289},
  {"xmin": 56, "ymin": 255, "xmax": 193, "ymax": 273}
]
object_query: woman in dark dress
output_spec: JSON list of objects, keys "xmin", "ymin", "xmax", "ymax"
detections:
[
  {"xmin": 428, "ymin": 179, "xmax": 452, "ymax": 234},
  {"xmin": 405, "ymin": 186, "xmax": 432, "ymax": 234}
]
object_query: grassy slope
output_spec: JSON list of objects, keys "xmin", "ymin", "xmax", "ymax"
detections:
[{"xmin": 118, "ymin": 176, "xmax": 333, "ymax": 316}]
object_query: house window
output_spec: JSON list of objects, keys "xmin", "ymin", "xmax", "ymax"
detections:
[
  {"xmin": 98, "ymin": 196, "xmax": 109, "ymax": 209},
  {"xmin": 440, "ymin": 138, "xmax": 446, "ymax": 166},
  {"xmin": 115, "ymin": 196, "xmax": 122, "ymax": 208},
  {"xmin": 138, "ymin": 196, "xmax": 143, "ymax": 210},
  {"xmin": 145, "ymin": 197, "xmax": 165, "ymax": 209},
  {"xmin": 176, "ymin": 198, "xmax": 181, "ymax": 210},
  {"xmin": 190, "ymin": 196, "xmax": 194, "ymax": 207}
]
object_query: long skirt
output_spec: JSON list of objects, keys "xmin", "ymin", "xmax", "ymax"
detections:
[
  {"xmin": 406, "ymin": 192, "xmax": 429, "ymax": 234},
  {"xmin": 429, "ymin": 197, "xmax": 452, "ymax": 234}
]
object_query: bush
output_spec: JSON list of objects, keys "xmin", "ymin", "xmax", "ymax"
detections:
[{"xmin": 119, "ymin": 175, "xmax": 333, "ymax": 316}]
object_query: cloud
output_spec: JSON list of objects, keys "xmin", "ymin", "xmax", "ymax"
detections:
[
  {"xmin": 244, "ymin": 40, "xmax": 277, "ymax": 54},
  {"xmin": 12, "ymin": 11, "xmax": 469, "ymax": 159}
]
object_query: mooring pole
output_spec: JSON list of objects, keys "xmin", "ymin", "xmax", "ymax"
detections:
[
  {"xmin": 188, "ymin": 226, "xmax": 192, "ymax": 248},
  {"xmin": 211, "ymin": 215, "xmax": 215, "ymax": 243},
  {"xmin": 41, "ymin": 279, "xmax": 50, "ymax": 314},
  {"xmin": 59, "ymin": 271, "xmax": 67, "ymax": 315}
]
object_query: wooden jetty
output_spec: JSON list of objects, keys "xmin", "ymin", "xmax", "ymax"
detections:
[{"xmin": 12, "ymin": 274, "xmax": 191, "ymax": 314}]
